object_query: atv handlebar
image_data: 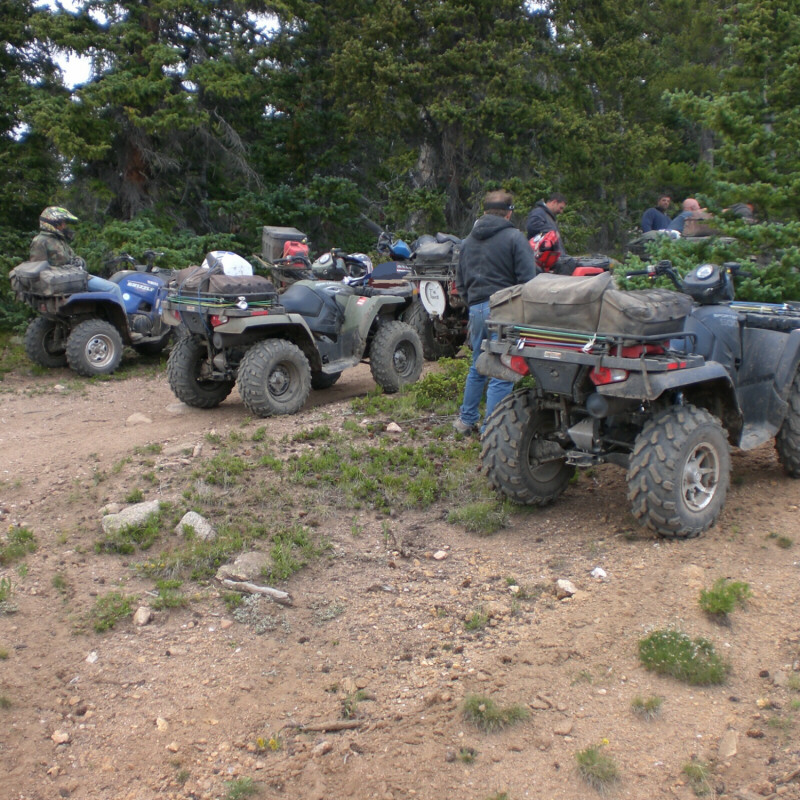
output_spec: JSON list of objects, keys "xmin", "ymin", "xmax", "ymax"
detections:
[{"xmin": 625, "ymin": 260, "xmax": 682, "ymax": 289}]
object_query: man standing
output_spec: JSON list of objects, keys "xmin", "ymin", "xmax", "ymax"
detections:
[
  {"xmin": 640, "ymin": 193, "xmax": 673, "ymax": 232},
  {"xmin": 30, "ymin": 206, "xmax": 124, "ymax": 304},
  {"xmin": 454, "ymin": 190, "xmax": 538, "ymax": 434},
  {"xmin": 526, "ymin": 192, "xmax": 567, "ymax": 252}
]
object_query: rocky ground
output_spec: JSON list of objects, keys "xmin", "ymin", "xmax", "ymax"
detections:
[{"xmin": 1, "ymin": 358, "xmax": 799, "ymax": 800}]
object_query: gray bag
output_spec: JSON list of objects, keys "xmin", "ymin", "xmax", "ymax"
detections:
[
  {"xmin": 9, "ymin": 260, "xmax": 88, "ymax": 295},
  {"xmin": 597, "ymin": 288, "xmax": 693, "ymax": 338}
]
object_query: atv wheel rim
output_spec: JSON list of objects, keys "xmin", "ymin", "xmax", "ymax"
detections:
[
  {"xmin": 86, "ymin": 335, "xmax": 116, "ymax": 368},
  {"xmin": 682, "ymin": 441, "xmax": 720, "ymax": 512},
  {"xmin": 526, "ymin": 438, "xmax": 565, "ymax": 481},
  {"xmin": 393, "ymin": 342, "xmax": 413, "ymax": 377},
  {"xmin": 268, "ymin": 364, "xmax": 292, "ymax": 397}
]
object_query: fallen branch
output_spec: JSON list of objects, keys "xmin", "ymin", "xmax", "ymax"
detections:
[
  {"xmin": 220, "ymin": 579, "xmax": 292, "ymax": 605},
  {"xmin": 285, "ymin": 720, "xmax": 363, "ymax": 733}
]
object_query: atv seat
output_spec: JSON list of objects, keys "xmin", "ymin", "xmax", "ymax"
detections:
[{"xmin": 281, "ymin": 282, "xmax": 346, "ymax": 335}]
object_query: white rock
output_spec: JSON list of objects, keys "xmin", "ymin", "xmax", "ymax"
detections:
[
  {"xmin": 175, "ymin": 511, "xmax": 217, "ymax": 541},
  {"xmin": 101, "ymin": 500, "xmax": 161, "ymax": 535},
  {"xmin": 156, "ymin": 717, "xmax": 169, "ymax": 732},
  {"xmin": 590, "ymin": 567, "xmax": 607, "ymax": 579},
  {"xmin": 386, "ymin": 422, "xmax": 402, "ymax": 433},
  {"xmin": 51, "ymin": 730, "xmax": 70, "ymax": 744},
  {"xmin": 86, "ymin": 652, "xmax": 99, "ymax": 664},
  {"xmin": 718, "ymin": 728, "xmax": 738, "ymax": 759},
  {"xmin": 433, "ymin": 550, "xmax": 448, "ymax": 560},
  {"xmin": 133, "ymin": 606, "xmax": 153, "ymax": 626},
  {"xmin": 555, "ymin": 579, "xmax": 577, "ymax": 599}
]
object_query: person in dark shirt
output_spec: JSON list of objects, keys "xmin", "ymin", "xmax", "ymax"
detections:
[
  {"xmin": 453, "ymin": 190, "xmax": 538, "ymax": 434},
  {"xmin": 640, "ymin": 193, "xmax": 673, "ymax": 232}
]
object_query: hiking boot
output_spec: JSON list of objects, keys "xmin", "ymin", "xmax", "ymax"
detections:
[{"xmin": 452, "ymin": 417, "xmax": 476, "ymax": 435}]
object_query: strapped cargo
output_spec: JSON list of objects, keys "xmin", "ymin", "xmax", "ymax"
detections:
[{"xmin": 9, "ymin": 260, "xmax": 88, "ymax": 296}]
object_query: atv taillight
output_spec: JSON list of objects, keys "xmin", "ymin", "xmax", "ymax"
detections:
[
  {"xmin": 500, "ymin": 354, "xmax": 530, "ymax": 376},
  {"xmin": 590, "ymin": 366, "xmax": 628, "ymax": 385},
  {"xmin": 210, "ymin": 315, "xmax": 227, "ymax": 326}
]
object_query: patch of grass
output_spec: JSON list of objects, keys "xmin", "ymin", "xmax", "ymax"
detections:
[
  {"xmin": 0, "ymin": 526, "xmax": 37, "ymax": 565},
  {"xmin": 223, "ymin": 777, "xmax": 259, "ymax": 800},
  {"xmin": 682, "ymin": 758, "xmax": 712, "ymax": 796},
  {"xmin": 698, "ymin": 578, "xmax": 751, "ymax": 621},
  {"xmin": 631, "ymin": 694, "xmax": 663, "ymax": 720},
  {"xmin": 251, "ymin": 426, "xmax": 267, "ymax": 442},
  {"xmin": 151, "ymin": 579, "xmax": 187, "ymax": 610},
  {"xmin": 134, "ymin": 443, "xmax": 163, "ymax": 455},
  {"xmin": 457, "ymin": 746, "xmax": 478, "ymax": 763},
  {"xmin": 342, "ymin": 689, "xmax": 371, "ymax": 719},
  {"xmin": 255, "ymin": 733, "xmax": 282, "ymax": 752},
  {"xmin": 201, "ymin": 453, "xmax": 250, "ymax": 487},
  {"xmin": 0, "ymin": 694, "xmax": 11, "ymax": 709},
  {"xmin": 222, "ymin": 592, "xmax": 245, "ymax": 612},
  {"xmin": 447, "ymin": 500, "xmax": 509, "ymax": 534},
  {"xmin": 263, "ymin": 524, "xmax": 328, "ymax": 583},
  {"xmin": 91, "ymin": 591, "xmax": 134, "ymax": 633},
  {"xmin": 52, "ymin": 573, "xmax": 69, "ymax": 595},
  {"xmin": 638, "ymin": 629, "xmax": 730, "ymax": 685},
  {"xmin": 575, "ymin": 743, "xmax": 619, "ymax": 792},
  {"xmin": 0, "ymin": 647, "xmax": 9, "ymax": 659},
  {"xmin": 571, "ymin": 670, "xmax": 593, "ymax": 686},
  {"xmin": 0, "ymin": 577, "xmax": 12, "ymax": 604},
  {"xmin": 292, "ymin": 425, "xmax": 331, "ymax": 442},
  {"xmin": 464, "ymin": 609, "xmax": 488, "ymax": 632},
  {"xmin": 125, "ymin": 488, "xmax": 145, "ymax": 504},
  {"xmin": 462, "ymin": 694, "xmax": 528, "ymax": 733}
]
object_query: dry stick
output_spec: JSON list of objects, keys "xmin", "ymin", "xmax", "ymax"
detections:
[
  {"xmin": 220, "ymin": 579, "xmax": 292, "ymax": 605},
  {"xmin": 285, "ymin": 720, "xmax": 363, "ymax": 732}
]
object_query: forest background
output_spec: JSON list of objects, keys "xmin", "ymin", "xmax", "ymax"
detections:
[{"xmin": 1, "ymin": 0, "xmax": 799, "ymax": 329}]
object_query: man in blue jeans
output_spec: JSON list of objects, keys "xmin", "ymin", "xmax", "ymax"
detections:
[{"xmin": 453, "ymin": 190, "xmax": 538, "ymax": 434}]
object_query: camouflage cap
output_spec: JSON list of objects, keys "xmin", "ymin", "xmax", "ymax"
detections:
[{"xmin": 40, "ymin": 206, "xmax": 78, "ymax": 224}]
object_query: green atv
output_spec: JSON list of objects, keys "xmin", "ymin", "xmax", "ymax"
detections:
[{"xmin": 162, "ymin": 274, "xmax": 424, "ymax": 417}]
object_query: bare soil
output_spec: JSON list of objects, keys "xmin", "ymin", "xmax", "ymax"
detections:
[{"xmin": 1, "ymin": 358, "xmax": 799, "ymax": 800}]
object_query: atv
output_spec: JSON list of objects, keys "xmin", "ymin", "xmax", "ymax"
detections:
[
  {"xmin": 10, "ymin": 250, "xmax": 174, "ymax": 377},
  {"xmin": 161, "ymin": 257, "xmax": 424, "ymax": 418},
  {"xmin": 477, "ymin": 260, "xmax": 800, "ymax": 539}
]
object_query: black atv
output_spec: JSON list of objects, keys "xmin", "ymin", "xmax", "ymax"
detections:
[
  {"xmin": 161, "ymin": 266, "xmax": 424, "ymax": 418},
  {"xmin": 477, "ymin": 260, "xmax": 800, "ymax": 539}
]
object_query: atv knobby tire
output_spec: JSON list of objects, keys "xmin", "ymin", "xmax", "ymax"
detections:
[
  {"xmin": 167, "ymin": 335, "xmax": 234, "ymax": 408},
  {"xmin": 24, "ymin": 317, "xmax": 68, "ymax": 368},
  {"xmin": 481, "ymin": 390, "xmax": 575, "ymax": 505},
  {"xmin": 311, "ymin": 370, "xmax": 342, "ymax": 390},
  {"xmin": 237, "ymin": 339, "xmax": 311, "ymax": 417},
  {"xmin": 776, "ymin": 369, "xmax": 800, "ymax": 477},
  {"xmin": 66, "ymin": 319, "xmax": 124, "ymax": 376},
  {"xmin": 402, "ymin": 298, "xmax": 458, "ymax": 361},
  {"xmin": 369, "ymin": 321, "xmax": 423, "ymax": 393},
  {"xmin": 627, "ymin": 404, "xmax": 730, "ymax": 539}
]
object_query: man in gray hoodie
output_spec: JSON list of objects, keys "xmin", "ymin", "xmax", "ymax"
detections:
[{"xmin": 453, "ymin": 190, "xmax": 538, "ymax": 434}]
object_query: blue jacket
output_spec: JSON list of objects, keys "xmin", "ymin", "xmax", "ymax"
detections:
[{"xmin": 641, "ymin": 207, "xmax": 672, "ymax": 232}]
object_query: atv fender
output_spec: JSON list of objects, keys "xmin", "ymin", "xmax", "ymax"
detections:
[
  {"xmin": 775, "ymin": 329, "xmax": 800, "ymax": 400},
  {"xmin": 597, "ymin": 361, "xmax": 735, "ymax": 402},
  {"xmin": 211, "ymin": 311, "xmax": 315, "ymax": 342},
  {"xmin": 341, "ymin": 294, "xmax": 407, "ymax": 357},
  {"xmin": 58, "ymin": 293, "xmax": 129, "ymax": 335}
]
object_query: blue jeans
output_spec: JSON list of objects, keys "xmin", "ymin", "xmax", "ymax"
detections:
[
  {"xmin": 458, "ymin": 301, "xmax": 513, "ymax": 428},
  {"xmin": 88, "ymin": 275, "xmax": 125, "ymax": 306}
]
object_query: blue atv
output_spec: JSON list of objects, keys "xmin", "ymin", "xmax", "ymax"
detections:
[{"xmin": 12, "ymin": 250, "xmax": 174, "ymax": 377}]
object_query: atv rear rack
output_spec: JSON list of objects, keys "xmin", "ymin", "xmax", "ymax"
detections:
[
  {"xmin": 164, "ymin": 291, "xmax": 281, "ymax": 315},
  {"xmin": 488, "ymin": 320, "xmax": 704, "ymax": 373}
]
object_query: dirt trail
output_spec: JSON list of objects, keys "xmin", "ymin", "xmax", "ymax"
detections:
[{"xmin": 1, "ymin": 362, "xmax": 800, "ymax": 800}]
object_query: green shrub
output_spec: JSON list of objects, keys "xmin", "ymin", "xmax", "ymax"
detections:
[
  {"xmin": 462, "ymin": 694, "xmax": 528, "ymax": 732},
  {"xmin": 0, "ymin": 526, "xmax": 37, "ymax": 565},
  {"xmin": 575, "ymin": 743, "xmax": 619, "ymax": 791},
  {"xmin": 91, "ymin": 592, "xmax": 134, "ymax": 633},
  {"xmin": 699, "ymin": 578, "xmax": 751, "ymax": 619},
  {"xmin": 638, "ymin": 629, "xmax": 730, "ymax": 685}
]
